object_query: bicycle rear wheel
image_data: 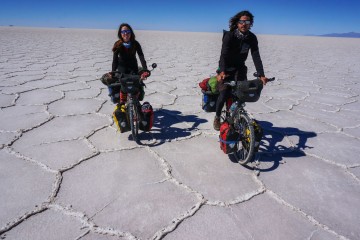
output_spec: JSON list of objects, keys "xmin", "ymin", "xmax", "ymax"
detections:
[
  {"xmin": 128, "ymin": 101, "xmax": 139, "ymax": 142},
  {"xmin": 233, "ymin": 113, "xmax": 256, "ymax": 165}
]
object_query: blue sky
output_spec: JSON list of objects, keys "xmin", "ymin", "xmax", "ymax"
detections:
[{"xmin": 0, "ymin": 0, "xmax": 359, "ymax": 35}]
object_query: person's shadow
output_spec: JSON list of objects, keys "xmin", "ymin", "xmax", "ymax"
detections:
[
  {"xmin": 230, "ymin": 120, "xmax": 317, "ymax": 172},
  {"xmin": 137, "ymin": 109, "xmax": 207, "ymax": 146}
]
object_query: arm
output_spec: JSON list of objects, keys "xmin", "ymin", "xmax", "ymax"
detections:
[
  {"xmin": 219, "ymin": 31, "xmax": 232, "ymax": 75},
  {"xmin": 136, "ymin": 41, "xmax": 148, "ymax": 70},
  {"xmin": 251, "ymin": 49, "xmax": 265, "ymax": 77},
  {"xmin": 251, "ymin": 48, "xmax": 268, "ymax": 85},
  {"xmin": 112, "ymin": 51, "xmax": 118, "ymax": 72},
  {"xmin": 250, "ymin": 36, "xmax": 265, "ymax": 77},
  {"xmin": 250, "ymin": 34, "xmax": 268, "ymax": 85},
  {"xmin": 252, "ymin": 49, "xmax": 268, "ymax": 84}
]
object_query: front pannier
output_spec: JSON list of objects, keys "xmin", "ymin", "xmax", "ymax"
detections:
[
  {"xmin": 219, "ymin": 121, "xmax": 240, "ymax": 154},
  {"xmin": 113, "ymin": 104, "xmax": 130, "ymax": 133},
  {"xmin": 120, "ymin": 76, "xmax": 142, "ymax": 94},
  {"xmin": 139, "ymin": 102, "xmax": 154, "ymax": 131}
]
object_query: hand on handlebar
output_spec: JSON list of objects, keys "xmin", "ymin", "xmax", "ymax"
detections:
[
  {"xmin": 217, "ymin": 71, "xmax": 226, "ymax": 82},
  {"xmin": 260, "ymin": 76, "xmax": 268, "ymax": 85},
  {"xmin": 140, "ymin": 71, "xmax": 150, "ymax": 80}
]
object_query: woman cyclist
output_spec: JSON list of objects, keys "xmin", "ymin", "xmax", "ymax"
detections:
[{"xmin": 111, "ymin": 23, "xmax": 149, "ymax": 103}]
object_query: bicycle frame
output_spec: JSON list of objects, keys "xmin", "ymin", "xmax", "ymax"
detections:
[
  {"xmin": 107, "ymin": 63, "xmax": 157, "ymax": 143},
  {"xmin": 226, "ymin": 100, "xmax": 256, "ymax": 165},
  {"xmin": 222, "ymin": 76, "xmax": 274, "ymax": 165},
  {"xmin": 126, "ymin": 92, "xmax": 141, "ymax": 142},
  {"xmin": 107, "ymin": 74, "xmax": 143, "ymax": 142}
]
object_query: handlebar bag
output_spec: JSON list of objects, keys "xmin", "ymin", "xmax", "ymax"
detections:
[
  {"xmin": 234, "ymin": 79, "xmax": 263, "ymax": 102},
  {"xmin": 120, "ymin": 76, "xmax": 142, "ymax": 94}
]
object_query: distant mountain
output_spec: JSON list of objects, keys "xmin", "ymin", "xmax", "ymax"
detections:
[{"xmin": 318, "ymin": 32, "xmax": 360, "ymax": 38}]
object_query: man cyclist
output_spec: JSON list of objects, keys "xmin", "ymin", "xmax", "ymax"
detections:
[{"xmin": 214, "ymin": 10, "xmax": 269, "ymax": 131}]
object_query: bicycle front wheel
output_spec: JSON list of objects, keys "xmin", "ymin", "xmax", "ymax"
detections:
[
  {"xmin": 128, "ymin": 101, "xmax": 139, "ymax": 142},
  {"xmin": 233, "ymin": 113, "xmax": 256, "ymax": 165}
]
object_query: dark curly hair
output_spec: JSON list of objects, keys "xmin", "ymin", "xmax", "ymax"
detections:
[
  {"xmin": 229, "ymin": 10, "xmax": 254, "ymax": 31},
  {"xmin": 112, "ymin": 23, "xmax": 136, "ymax": 53}
]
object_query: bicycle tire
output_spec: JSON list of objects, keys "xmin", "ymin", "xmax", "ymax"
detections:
[
  {"xmin": 128, "ymin": 101, "xmax": 139, "ymax": 142},
  {"xmin": 233, "ymin": 112, "xmax": 256, "ymax": 165}
]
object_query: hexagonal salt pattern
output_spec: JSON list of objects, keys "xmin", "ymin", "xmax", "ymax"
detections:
[
  {"xmin": 1, "ymin": 27, "xmax": 359, "ymax": 240},
  {"xmin": 56, "ymin": 149, "xmax": 200, "ymax": 239},
  {"xmin": 0, "ymin": 150, "xmax": 55, "ymax": 229},
  {"xmin": 2, "ymin": 208, "xmax": 86, "ymax": 240},
  {"xmin": 164, "ymin": 193, "xmax": 339, "ymax": 240},
  {"xmin": 0, "ymin": 93, "xmax": 16, "ymax": 108},
  {"xmin": 0, "ymin": 105, "xmax": 50, "ymax": 131}
]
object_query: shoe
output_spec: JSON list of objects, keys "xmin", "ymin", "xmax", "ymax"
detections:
[{"xmin": 213, "ymin": 116, "xmax": 220, "ymax": 131}]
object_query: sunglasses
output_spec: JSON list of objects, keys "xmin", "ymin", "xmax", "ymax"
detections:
[
  {"xmin": 121, "ymin": 30, "xmax": 132, "ymax": 35},
  {"xmin": 238, "ymin": 20, "xmax": 251, "ymax": 25}
]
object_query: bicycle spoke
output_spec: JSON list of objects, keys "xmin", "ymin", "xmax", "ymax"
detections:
[
  {"xmin": 233, "ymin": 113, "xmax": 255, "ymax": 165},
  {"xmin": 128, "ymin": 101, "xmax": 139, "ymax": 143}
]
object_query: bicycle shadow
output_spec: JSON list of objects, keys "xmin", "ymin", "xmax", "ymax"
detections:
[
  {"xmin": 137, "ymin": 109, "xmax": 207, "ymax": 146},
  {"xmin": 231, "ymin": 120, "xmax": 317, "ymax": 172}
]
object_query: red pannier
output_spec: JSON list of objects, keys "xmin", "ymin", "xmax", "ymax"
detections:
[
  {"xmin": 139, "ymin": 102, "xmax": 154, "ymax": 131},
  {"xmin": 198, "ymin": 77, "xmax": 210, "ymax": 91},
  {"xmin": 219, "ymin": 121, "xmax": 240, "ymax": 154}
]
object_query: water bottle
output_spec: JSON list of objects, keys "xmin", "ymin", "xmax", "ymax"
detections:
[{"xmin": 229, "ymin": 102, "xmax": 238, "ymax": 114}]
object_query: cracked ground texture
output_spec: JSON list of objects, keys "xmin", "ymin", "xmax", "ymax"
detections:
[{"xmin": 0, "ymin": 27, "xmax": 359, "ymax": 240}]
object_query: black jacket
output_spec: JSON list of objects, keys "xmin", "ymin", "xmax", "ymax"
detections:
[
  {"xmin": 219, "ymin": 30, "xmax": 264, "ymax": 77},
  {"xmin": 112, "ymin": 40, "xmax": 147, "ymax": 74}
]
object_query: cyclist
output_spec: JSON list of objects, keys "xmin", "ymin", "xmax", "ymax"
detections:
[
  {"xmin": 214, "ymin": 10, "xmax": 269, "ymax": 131},
  {"xmin": 111, "ymin": 23, "xmax": 149, "ymax": 104}
]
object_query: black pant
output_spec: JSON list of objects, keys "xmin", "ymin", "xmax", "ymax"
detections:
[
  {"xmin": 215, "ymin": 87, "xmax": 232, "ymax": 117},
  {"xmin": 215, "ymin": 67, "xmax": 248, "ymax": 117}
]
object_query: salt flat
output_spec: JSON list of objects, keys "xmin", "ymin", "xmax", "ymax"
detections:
[{"xmin": 0, "ymin": 26, "xmax": 359, "ymax": 240}]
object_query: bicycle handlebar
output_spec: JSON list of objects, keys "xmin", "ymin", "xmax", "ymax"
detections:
[
  {"xmin": 107, "ymin": 63, "xmax": 157, "ymax": 89},
  {"xmin": 223, "ymin": 81, "xmax": 237, "ymax": 87},
  {"xmin": 107, "ymin": 75, "xmax": 144, "ymax": 89},
  {"xmin": 109, "ymin": 71, "xmax": 148, "ymax": 79},
  {"xmin": 223, "ymin": 74, "xmax": 275, "ymax": 87},
  {"xmin": 107, "ymin": 82, "xmax": 122, "ymax": 88},
  {"xmin": 110, "ymin": 63, "xmax": 157, "ymax": 78}
]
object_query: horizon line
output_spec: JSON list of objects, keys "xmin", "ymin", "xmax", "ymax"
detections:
[{"xmin": 1, "ymin": 25, "xmax": 359, "ymax": 38}]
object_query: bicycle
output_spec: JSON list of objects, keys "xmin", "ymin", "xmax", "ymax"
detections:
[
  {"xmin": 221, "ymin": 73, "xmax": 275, "ymax": 165},
  {"xmin": 108, "ymin": 63, "xmax": 157, "ymax": 143}
]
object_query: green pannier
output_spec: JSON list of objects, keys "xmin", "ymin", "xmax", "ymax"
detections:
[{"xmin": 207, "ymin": 76, "xmax": 219, "ymax": 94}]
